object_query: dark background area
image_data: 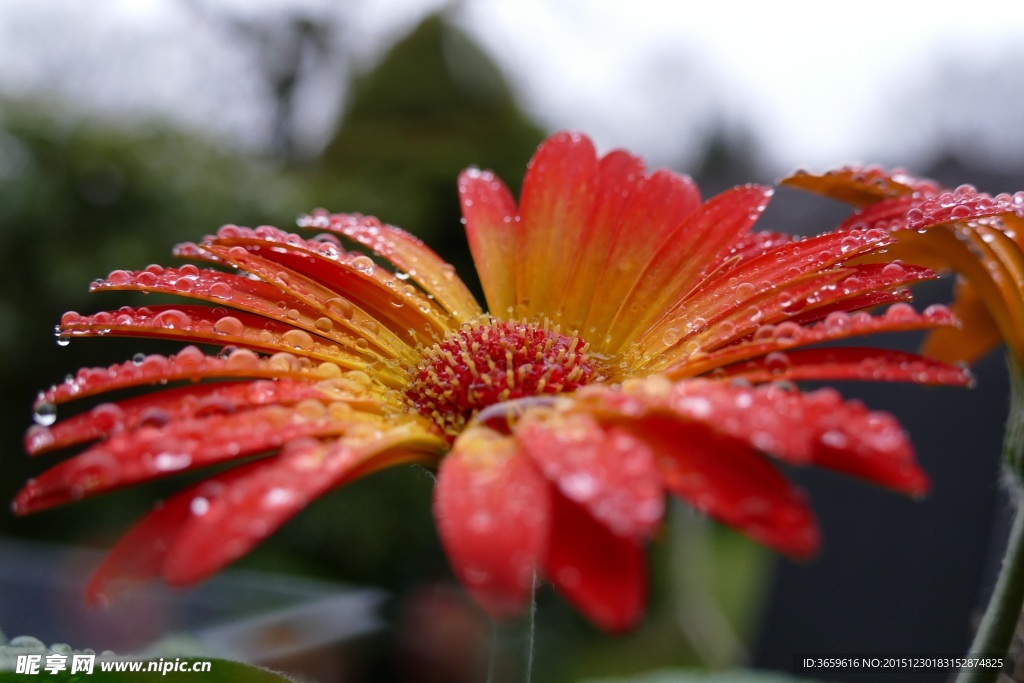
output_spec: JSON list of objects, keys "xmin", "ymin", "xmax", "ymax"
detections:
[{"xmin": 1, "ymin": 3, "xmax": 1022, "ymax": 682}]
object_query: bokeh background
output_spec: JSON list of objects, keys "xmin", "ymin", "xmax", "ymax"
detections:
[{"xmin": 1, "ymin": 1, "xmax": 1023, "ymax": 682}]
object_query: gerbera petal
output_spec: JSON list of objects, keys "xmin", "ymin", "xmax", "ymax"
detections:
[
  {"xmin": 573, "ymin": 378, "xmax": 928, "ymax": 496},
  {"xmin": 35, "ymin": 345, "xmax": 393, "ymax": 407},
  {"xmin": 434, "ymin": 425, "xmax": 550, "ymax": 619},
  {"xmin": 543, "ymin": 489, "xmax": 646, "ymax": 633},
  {"xmin": 162, "ymin": 428, "xmax": 439, "ymax": 585},
  {"xmin": 663, "ymin": 303, "xmax": 957, "ymax": 381},
  {"xmin": 599, "ymin": 185, "xmax": 769, "ymax": 352},
  {"xmin": 459, "ymin": 168, "xmax": 520, "ymax": 315},
  {"xmin": 91, "ymin": 264, "xmax": 418, "ymax": 364},
  {"xmin": 629, "ymin": 416, "xmax": 818, "ymax": 558},
  {"xmin": 85, "ymin": 465, "xmax": 257, "ymax": 605},
  {"xmin": 516, "ymin": 131, "xmax": 600, "ymax": 317},
  {"xmin": 555, "ymin": 150, "xmax": 649, "ymax": 333},
  {"xmin": 514, "ymin": 411, "xmax": 663, "ymax": 541},
  {"xmin": 59, "ymin": 304, "xmax": 401, "ymax": 381},
  {"xmin": 203, "ymin": 225, "xmax": 452, "ymax": 343},
  {"xmin": 579, "ymin": 169, "xmax": 704, "ymax": 349},
  {"xmin": 305, "ymin": 210, "xmax": 483, "ymax": 323},
  {"xmin": 717, "ymin": 347, "xmax": 973, "ymax": 386},
  {"xmin": 781, "ymin": 166, "xmax": 938, "ymax": 205},
  {"xmin": 922, "ymin": 277, "xmax": 1004, "ymax": 365},
  {"xmin": 14, "ymin": 403, "xmax": 373, "ymax": 514},
  {"xmin": 26, "ymin": 379, "xmax": 334, "ymax": 455}
]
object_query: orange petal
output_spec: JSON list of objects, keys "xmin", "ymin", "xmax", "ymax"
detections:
[
  {"xmin": 306, "ymin": 211, "xmax": 483, "ymax": 323},
  {"xmin": 434, "ymin": 426, "xmax": 550, "ymax": 620},
  {"xmin": 599, "ymin": 185, "xmax": 770, "ymax": 353},
  {"xmin": 459, "ymin": 168, "xmax": 520, "ymax": 315},
  {"xmin": 780, "ymin": 166, "xmax": 936, "ymax": 206},
  {"xmin": 516, "ymin": 131, "xmax": 600, "ymax": 317}
]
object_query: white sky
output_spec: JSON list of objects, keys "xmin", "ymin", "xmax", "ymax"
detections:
[{"xmin": 2, "ymin": 0, "xmax": 1024, "ymax": 176}]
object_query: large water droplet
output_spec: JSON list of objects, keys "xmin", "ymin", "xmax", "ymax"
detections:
[{"xmin": 33, "ymin": 401, "xmax": 57, "ymax": 426}]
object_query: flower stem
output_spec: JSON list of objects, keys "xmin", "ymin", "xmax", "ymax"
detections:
[{"xmin": 958, "ymin": 356, "xmax": 1024, "ymax": 683}]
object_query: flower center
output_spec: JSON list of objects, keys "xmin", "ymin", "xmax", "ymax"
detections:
[{"xmin": 406, "ymin": 320, "xmax": 602, "ymax": 438}]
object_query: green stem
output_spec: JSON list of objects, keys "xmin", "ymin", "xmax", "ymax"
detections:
[{"xmin": 958, "ymin": 356, "xmax": 1024, "ymax": 683}]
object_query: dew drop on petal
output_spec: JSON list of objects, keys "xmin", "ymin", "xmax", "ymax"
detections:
[
  {"xmin": 662, "ymin": 327, "xmax": 681, "ymax": 346},
  {"xmin": 209, "ymin": 282, "xmax": 234, "ymax": 300},
  {"xmin": 315, "ymin": 317, "xmax": 333, "ymax": 332},
  {"xmin": 154, "ymin": 309, "xmax": 191, "ymax": 329},
  {"xmin": 214, "ymin": 316, "xmax": 245, "ymax": 336},
  {"xmin": 226, "ymin": 347, "xmax": 260, "ymax": 369},
  {"xmin": 885, "ymin": 302, "xmax": 918, "ymax": 322},
  {"xmin": 33, "ymin": 401, "xmax": 57, "ymax": 426},
  {"xmin": 326, "ymin": 297, "xmax": 353, "ymax": 319},
  {"xmin": 107, "ymin": 270, "xmax": 133, "ymax": 286},
  {"xmin": 190, "ymin": 496, "xmax": 210, "ymax": 516},
  {"xmin": 282, "ymin": 329, "xmax": 314, "ymax": 351},
  {"xmin": 351, "ymin": 255, "xmax": 375, "ymax": 275}
]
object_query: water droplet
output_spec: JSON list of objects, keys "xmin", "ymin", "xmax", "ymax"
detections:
[
  {"xmin": 214, "ymin": 316, "xmax": 245, "ymax": 336},
  {"xmin": 314, "ymin": 317, "xmax": 333, "ymax": 332},
  {"xmin": 33, "ymin": 401, "xmax": 57, "ymax": 426},
  {"xmin": 326, "ymin": 297, "xmax": 353, "ymax": 319},
  {"xmin": 208, "ymin": 282, "xmax": 233, "ymax": 300},
  {"xmin": 190, "ymin": 496, "xmax": 210, "ymax": 516},
  {"xmin": 351, "ymin": 255, "xmax": 375, "ymax": 275},
  {"xmin": 735, "ymin": 282, "xmax": 756, "ymax": 301},
  {"xmin": 281, "ymin": 329, "xmax": 314, "ymax": 351},
  {"xmin": 662, "ymin": 327, "xmax": 681, "ymax": 346},
  {"xmin": 154, "ymin": 309, "xmax": 191, "ymax": 329}
]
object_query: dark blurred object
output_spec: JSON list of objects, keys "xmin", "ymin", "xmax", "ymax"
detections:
[
  {"xmin": 0, "ymin": 537, "xmax": 384, "ymax": 682},
  {"xmin": 395, "ymin": 583, "xmax": 489, "ymax": 683}
]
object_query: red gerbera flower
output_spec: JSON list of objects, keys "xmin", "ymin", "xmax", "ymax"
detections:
[{"xmin": 16, "ymin": 132, "xmax": 970, "ymax": 632}]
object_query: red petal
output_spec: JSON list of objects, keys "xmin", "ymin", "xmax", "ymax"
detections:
[
  {"xmin": 29, "ymin": 379, "xmax": 327, "ymax": 455},
  {"xmin": 160, "ymin": 436, "xmax": 417, "ymax": 585},
  {"xmin": 718, "ymin": 346, "xmax": 973, "ymax": 386},
  {"xmin": 636, "ymin": 417, "xmax": 818, "ymax": 557},
  {"xmin": 14, "ymin": 404, "xmax": 354, "ymax": 514},
  {"xmin": 543, "ymin": 490, "xmax": 647, "ymax": 633},
  {"xmin": 434, "ymin": 427, "xmax": 550, "ymax": 620},
  {"xmin": 555, "ymin": 149, "xmax": 648, "ymax": 334},
  {"xmin": 85, "ymin": 464, "xmax": 258, "ymax": 605},
  {"xmin": 576, "ymin": 379, "xmax": 928, "ymax": 496},
  {"xmin": 515, "ymin": 412, "xmax": 663, "ymax": 541}
]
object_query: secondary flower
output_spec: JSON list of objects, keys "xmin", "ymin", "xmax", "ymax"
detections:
[
  {"xmin": 782, "ymin": 166, "xmax": 1024, "ymax": 367},
  {"xmin": 16, "ymin": 132, "xmax": 970, "ymax": 632}
]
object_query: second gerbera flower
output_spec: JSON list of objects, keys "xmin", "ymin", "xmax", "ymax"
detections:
[{"xmin": 17, "ymin": 131, "xmax": 968, "ymax": 632}]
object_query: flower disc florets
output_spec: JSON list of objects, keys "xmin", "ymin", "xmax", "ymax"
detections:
[{"xmin": 406, "ymin": 320, "xmax": 603, "ymax": 437}]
